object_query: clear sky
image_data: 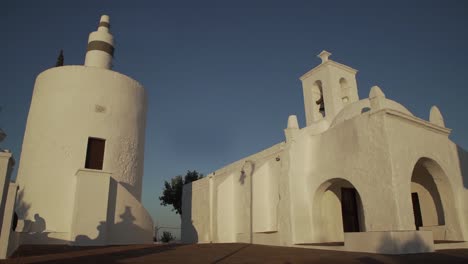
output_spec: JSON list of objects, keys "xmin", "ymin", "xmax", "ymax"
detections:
[{"xmin": 1, "ymin": 1, "xmax": 468, "ymax": 239}]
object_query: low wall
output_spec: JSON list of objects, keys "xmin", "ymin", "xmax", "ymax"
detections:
[
  {"xmin": 71, "ymin": 169, "xmax": 153, "ymax": 245},
  {"xmin": 419, "ymin": 225, "xmax": 446, "ymax": 240},
  {"xmin": 0, "ymin": 183, "xmax": 18, "ymax": 259},
  {"xmin": 108, "ymin": 181, "xmax": 154, "ymax": 244},
  {"xmin": 344, "ymin": 231, "xmax": 434, "ymax": 254}
]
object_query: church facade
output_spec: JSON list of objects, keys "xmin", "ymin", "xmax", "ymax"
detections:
[{"xmin": 181, "ymin": 51, "xmax": 468, "ymax": 254}]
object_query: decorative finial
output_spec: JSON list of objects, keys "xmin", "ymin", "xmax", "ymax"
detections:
[
  {"xmin": 98, "ymin": 15, "xmax": 110, "ymax": 31},
  {"xmin": 369, "ymin": 85, "xmax": 385, "ymax": 99},
  {"xmin": 55, "ymin": 49, "xmax": 64, "ymax": 67},
  {"xmin": 318, "ymin": 50, "xmax": 332, "ymax": 63},
  {"xmin": 84, "ymin": 15, "xmax": 114, "ymax": 69},
  {"xmin": 369, "ymin": 86, "xmax": 386, "ymax": 111},
  {"xmin": 287, "ymin": 115, "xmax": 299, "ymax": 129},
  {"xmin": 429, "ymin": 105, "xmax": 445, "ymax": 127}
]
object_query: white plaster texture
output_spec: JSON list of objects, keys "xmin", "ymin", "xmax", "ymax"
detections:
[
  {"xmin": 344, "ymin": 231, "xmax": 434, "ymax": 254},
  {"xmin": 11, "ymin": 16, "xmax": 153, "ymax": 247},
  {"xmin": 84, "ymin": 15, "xmax": 114, "ymax": 69},
  {"xmin": 15, "ymin": 66, "xmax": 147, "ymax": 240},
  {"xmin": 182, "ymin": 51, "xmax": 468, "ymax": 254},
  {"xmin": 0, "ymin": 183, "xmax": 18, "ymax": 259},
  {"xmin": 71, "ymin": 169, "xmax": 113, "ymax": 244},
  {"xmin": 0, "ymin": 152, "xmax": 14, "ymax": 231},
  {"xmin": 71, "ymin": 169, "xmax": 153, "ymax": 245}
]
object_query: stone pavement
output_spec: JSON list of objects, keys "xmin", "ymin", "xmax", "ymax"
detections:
[{"xmin": 1, "ymin": 243, "xmax": 468, "ymax": 264}]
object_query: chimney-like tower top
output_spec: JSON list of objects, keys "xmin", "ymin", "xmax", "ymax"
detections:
[
  {"xmin": 318, "ymin": 50, "xmax": 332, "ymax": 63},
  {"xmin": 84, "ymin": 15, "xmax": 114, "ymax": 69},
  {"xmin": 98, "ymin": 15, "xmax": 110, "ymax": 31}
]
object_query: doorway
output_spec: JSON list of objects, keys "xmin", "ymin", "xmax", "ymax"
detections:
[
  {"xmin": 341, "ymin": 188, "xmax": 360, "ymax": 232},
  {"xmin": 85, "ymin": 137, "xmax": 105, "ymax": 170}
]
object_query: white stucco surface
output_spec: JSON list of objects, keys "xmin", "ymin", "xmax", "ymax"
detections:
[
  {"xmin": 9, "ymin": 16, "xmax": 153, "ymax": 248},
  {"xmin": 344, "ymin": 231, "xmax": 434, "ymax": 254},
  {"xmin": 84, "ymin": 15, "xmax": 114, "ymax": 69},
  {"xmin": 0, "ymin": 183, "xmax": 18, "ymax": 259},
  {"xmin": 0, "ymin": 152, "xmax": 14, "ymax": 231},
  {"xmin": 71, "ymin": 169, "xmax": 113, "ymax": 244},
  {"xmin": 15, "ymin": 65, "xmax": 147, "ymax": 239},
  {"xmin": 109, "ymin": 179, "xmax": 154, "ymax": 244},
  {"xmin": 182, "ymin": 51, "xmax": 468, "ymax": 254}
]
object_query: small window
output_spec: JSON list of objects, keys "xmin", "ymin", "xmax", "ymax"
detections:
[
  {"xmin": 85, "ymin": 137, "xmax": 105, "ymax": 170},
  {"xmin": 340, "ymin": 78, "xmax": 349, "ymax": 103}
]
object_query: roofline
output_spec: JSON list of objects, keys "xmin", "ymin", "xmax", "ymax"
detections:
[{"xmin": 299, "ymin": 60, "xmax": 358, "ymax": 81}]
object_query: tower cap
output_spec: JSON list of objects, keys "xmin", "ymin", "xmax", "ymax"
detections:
[{"xmin": 318, "ymin": 50, "xmax": 332, "ymax": 63}]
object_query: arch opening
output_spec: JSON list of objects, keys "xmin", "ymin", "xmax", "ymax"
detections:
[
  {"xmin": 311, "ymin": 80, "xmax": 325, "ymax": 119},
  {"xmin": 409, "ymin": 157, "xmax": 463, "ymax": 241},
  {"xmin": 340, "ymin": 77, "xmax": 349, "ymax": 104},
  {"xmin": 312, "ymin": 178, "xmax": 365, "ymax": 243},
  {"xmin": 410, "ymin": 158, "xmax": 446, "ymax": 230}
]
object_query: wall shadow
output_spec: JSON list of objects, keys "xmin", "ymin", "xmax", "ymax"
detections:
[
  {"xmin": 9, "ymin": 200, "xmax": 170, "ymax": 261},
  {"xmin": 74, "ymin": 205, "xmax": 151, "ymax": 245},
  {"xmin": 15, "ymin": 188, "xmax": 31, "ymax": 221},
  {"xmin": 14, "ymin": 213, "xmax": 70, "ymax": 245},
  {"xmin": 6, "ymin": 191, "xmax": 76, "ymax": 258},
  {"xmin": 376, "ymin": 232, "xmax": 432, "ymax": 254},
  {"xmin": 456, "ymin": 145, "xmax": 468, "ymax": 189},
  {"xmin": 355, "ymin": 233, "xmax": 468, "ymax": 263},
  {"xmin": 181, "ymin": 182, "xmax": 198, "ymax": 243}
]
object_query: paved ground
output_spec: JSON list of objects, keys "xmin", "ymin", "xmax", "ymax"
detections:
[{"xmin": 2, "ymin": 243, "xmax": 468, "ymax": 264}]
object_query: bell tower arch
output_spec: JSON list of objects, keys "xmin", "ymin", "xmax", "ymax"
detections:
[{"xmin": 300, "ymin": 51, "xmax": 359, "ymax": 126}]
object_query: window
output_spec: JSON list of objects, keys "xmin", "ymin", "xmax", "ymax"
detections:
[
  {"xmin": 340, "ymin": 78, "xmax": 349, "ymax": 103},
  {"xmin": 85, "ymin": 137, "xmax": 105, "ymax": 170}
]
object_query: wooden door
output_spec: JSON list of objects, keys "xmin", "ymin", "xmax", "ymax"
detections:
[
  {"xmin": 341, "ymin": 188, "xmax": 360, "ymax": 232},
  {"xmin": 85, "ymin": 138, "xmax": 105, "ymax": 170}
]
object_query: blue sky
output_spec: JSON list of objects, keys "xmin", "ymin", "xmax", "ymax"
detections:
[{"xmin": 1, "ymin": 1, "xmax": 468, "ymax": 239}]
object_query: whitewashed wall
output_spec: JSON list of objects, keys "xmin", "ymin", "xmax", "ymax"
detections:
[{"xmin": 15, "ymin": 65, "xmax": 147, "ymax": 241}]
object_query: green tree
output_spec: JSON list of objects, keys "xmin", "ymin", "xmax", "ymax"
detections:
[
  {"xmin": 160, "ymin": 231, "xmax": 175, "ymax": 243},
  {"xmin": 159, "ymin": 170, "xmax": 203, "ymax": 215},
  {"xmin": 55, "ymin": 50, "xmax": 64, "ymax": 67}
]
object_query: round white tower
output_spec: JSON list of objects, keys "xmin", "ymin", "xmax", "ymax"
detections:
[{"xmin": 15, "ymin": 15, "xmax": 148, "ymax": 241}]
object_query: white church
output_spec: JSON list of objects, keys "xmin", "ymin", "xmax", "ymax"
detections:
[
  {"xmin": 0, "ymin": 15, "xmax": 467, "ymax": 258},
  {"xmin": 0, "ymin": 16, "xmax": 153, "ymax": 258},
  {"xmin": 181, "ymin": 51, "xmax": 468, "ymax": 254}
]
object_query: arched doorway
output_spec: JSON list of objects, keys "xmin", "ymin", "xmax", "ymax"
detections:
[
  {"xmin": 313, "ymin": 178, "xmax": 365, "ymax": 242},
  {"xmin": 410, "ymin": 157, "xmax": 460, "ymax": 240}
]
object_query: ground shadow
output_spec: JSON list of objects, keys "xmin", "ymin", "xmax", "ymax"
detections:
[
  {"xmin": 212, "ymin": 244, "xmax": 250, "ymax": 263},
  {"xmin": 8, "ymin": 244, "xmax": 182, "ymax": 264},
  {"xmin": 6, "ymin": 243, "xmax": 468, "ymax": 264}
]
